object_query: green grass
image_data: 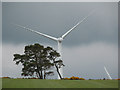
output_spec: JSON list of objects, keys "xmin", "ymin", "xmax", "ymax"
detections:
[
  {"xmin": 0, "ymin": 78, "xmax": 2, "ymax": 89},
  {"xmin": 2, "ymin": 78, "xmax": 118, "ymax": 88}
]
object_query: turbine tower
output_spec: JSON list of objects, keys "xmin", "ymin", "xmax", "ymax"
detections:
[
  {"xmin": 104, "ymin": 66, "xmax": 112, "ymax": 80},
  {"xmin": 14, "ymin": 10, "xmax": 95, "ymax": 79}
]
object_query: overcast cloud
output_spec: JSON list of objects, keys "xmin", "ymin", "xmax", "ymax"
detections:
[
  {"xmin": 2, "ymin": 2, "xmax": 118, "ymax": 79},
  {"xmin": 2, "ymin": 42, "xmax": 118, "ymax": 79}
]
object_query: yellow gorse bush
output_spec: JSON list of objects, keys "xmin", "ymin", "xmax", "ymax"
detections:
[
  {"xmin": 64, "ymin": 76, "xmax": 85, "ymax": 80},
  {"xmin": 79, "ymin": 78, "xmax": 85, "ymax": 80}
]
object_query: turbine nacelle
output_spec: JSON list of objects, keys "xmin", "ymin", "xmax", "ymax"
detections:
[{"xmin": 57, "ymin": 37, "xmax": 63, "ymax": 42}]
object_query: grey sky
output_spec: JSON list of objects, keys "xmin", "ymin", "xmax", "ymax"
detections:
[
  {"xmin": 2, "ymin": 2, "xmax": 118, "ymax": 79},
  {"xmin": 2, "ymin": 2, "xmax": 118, "ymax": 45}
]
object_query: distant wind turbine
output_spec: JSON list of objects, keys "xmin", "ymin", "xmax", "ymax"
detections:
[
  {"xmin": 104, "ymin": 66, "xmax": 112, "ymax": 80},
  {"xmin": 14, "ymin": 10, "xmax": 95, "ymax": 79}
]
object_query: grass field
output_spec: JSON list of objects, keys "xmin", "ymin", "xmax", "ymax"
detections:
[{"xmin": 2, "ymin": 79, "xmax": 118, "ymax": 88}]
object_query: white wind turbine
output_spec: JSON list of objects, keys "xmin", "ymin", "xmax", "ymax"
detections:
[
  {"xmin": 104, "ymin": 66, "xmax": 112, "ymax": 80},
  {"xmin": 14, "ymin": 10, "xmax": 95, "ymax": 79}
]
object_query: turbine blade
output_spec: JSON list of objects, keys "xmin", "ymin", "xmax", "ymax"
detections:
[
  {"xmin": 62, "ymin": 10, "xmax": 95, "ymax": 39},
  {"xmin": 104, "ymin": 66, "xmax": 112, "ymax": 80},
  {"xmin": 13, "ymin": 24, "xmax": 58, "ymax": 41}
]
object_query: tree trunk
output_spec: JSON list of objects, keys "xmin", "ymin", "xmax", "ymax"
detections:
[
  {"xmin": 55, "ymin": 64, "xmax": 62, "ymax": 79},
  {"xmin": 35, "ymin": 54, "xmax": 43, "ymax": 79},
  {"xmin": 40, "ymin": 70, "xmax": 43, "ymax": 79},
  {"xmin": 44, "ymin": 70, "xmax": 46, "ymax": 79},
  {"xmin": 37, "ymin": 71, "xmax": 41, "ymax": 79}
]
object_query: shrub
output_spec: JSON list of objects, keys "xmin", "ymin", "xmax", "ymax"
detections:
[
  {"xmin": 74, "ymin": 77, "xmax": 79, "ymax": 80},
  {"xmin": 64, "ymin": 77, "xmax": 70, "ymax": 80},
  {"xmin": 70, "ymin": 76, "xmax": 78, "ymax": 80},
  {"xmin": 2, "ymin": 77, "xmax": 11, "ymax": 79},
  {"xmin": 64, "ymin": 76, "xmax": 85, "ymax": 80},
  {"xmin": 103, "ymin": 78, "xmax": 106, "ymax": 80},
  {"xmin": 70, "ymin": 76, "xmax": 81, "ymax": 80},
  {"xmin": 31, "ymin": 77, "xmax": 37, "ymax": 79},
  {"xmin": 70, "ymin": 76, "xmax": 75, "ymax": 80},
  {"xmin": 117, "ymin": 78, "xmax": 120, "ymax": 80},
  {"xmin": 79, "ymin": 78, "xmax": 85, "ymax": 80}
]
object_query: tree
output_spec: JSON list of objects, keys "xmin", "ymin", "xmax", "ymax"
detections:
[
  {"xmin": 45, "ymin": 47, "xmax": 65, "ymax": 79},
  {"xmin": 13, "ymin": 43, "xmax": 64, "ymax": 79}
]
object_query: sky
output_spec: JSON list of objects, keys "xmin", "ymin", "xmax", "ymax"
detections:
[
  {"xmin": 2, "ymin": 2, "xmax": 118, "ymax": 79},
  {"xmin": 1, "ymin": 0, "xmax": 119, "ymax": 2}
]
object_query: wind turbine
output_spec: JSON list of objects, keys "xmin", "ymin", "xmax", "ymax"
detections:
[
  {"xmin": 104, "ymin": 66, "xmax": 112, "ymax": 80},
  {"xmin": 14, "ymin": 10, "xmax": 95, "ymax": 79}
]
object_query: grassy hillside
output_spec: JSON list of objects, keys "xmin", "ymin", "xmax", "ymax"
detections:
[{"xmin": 2, "ymin": 79, "xmax": 118, "ymax": 88}]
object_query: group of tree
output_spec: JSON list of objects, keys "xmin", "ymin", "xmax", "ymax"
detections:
[{"xmin": 13, "ymin": 43, "xmax": 64, "ymax": 79}]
